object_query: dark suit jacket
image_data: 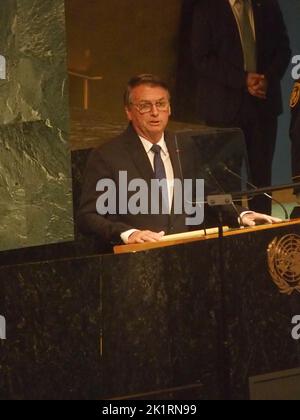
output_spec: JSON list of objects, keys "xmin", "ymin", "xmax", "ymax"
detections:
[
  {"xmin": 77, "ymin": 125, "xmax": 241, "ymax": 249},
  {"xmin": 290, "ymin": 80, "xmax": 300, "ymax": 186},
  {"xmin": 190, "ymin": 0, "xmax": 291, "ymax": 125}
]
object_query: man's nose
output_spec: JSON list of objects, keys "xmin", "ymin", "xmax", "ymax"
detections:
[{"xmin": 150, "ymin": 103, "xmax": 159, "ymax": 115}]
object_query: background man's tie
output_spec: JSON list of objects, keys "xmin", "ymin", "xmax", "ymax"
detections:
[{"xmin": 234, "ymin": 0, "xmax": 257, "ymax": 72}]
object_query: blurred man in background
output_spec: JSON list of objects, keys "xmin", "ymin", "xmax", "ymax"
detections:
[
  {"xmin": 189, "ymin": 0, "xmax": 291, "ymax": 214},
  {"xmin": 290, "ymin": 78, "xmax": 300, "ymax": 217}
]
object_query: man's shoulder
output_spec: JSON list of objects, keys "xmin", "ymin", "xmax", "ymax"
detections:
[
  {"xmin": 261, "ymin": 0, "xmax": 280, "ymax": 7},
  {"xmin": 83, "ymin": 129, "xmax": 132, "ymax": 174},
  {"xmin": 96, "ymin": 134, "xmax": 125, "ymax": 153},
  {"xmin": 259, "ymin": 0, "xmax": 284, "ymax": 14},
  {"xmin": 92, "ymin": 125, "xmax": 134, "ymax": 156},
  {"xmin": 194, "ymin": 0, "xmax": 220, "ymax": 12}
]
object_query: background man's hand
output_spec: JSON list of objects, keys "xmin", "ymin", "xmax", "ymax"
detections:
[
  {"xmin": 241, "ymin": 212, "xmax": 282, "ymax": 227},
  {"xmin": 247, "ymin": 73, "xmax": 268, "ymax": 99},
  {"xmin": 128, "ymin": 230, "xmax": 165, "ymax": 244}
]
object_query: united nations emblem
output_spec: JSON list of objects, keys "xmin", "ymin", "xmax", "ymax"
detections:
[
  {"xmin": 268, "ymin": 235, "xmax": 300, "ymax": 295},
  {"xmin": 290, "ymin": 82, "xmax": 300, "ymax": 108}
]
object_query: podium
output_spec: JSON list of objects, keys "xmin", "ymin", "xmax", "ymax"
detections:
[{"xmin": 1, "ymin": 221, "xmax": 300, "ymax": 400}]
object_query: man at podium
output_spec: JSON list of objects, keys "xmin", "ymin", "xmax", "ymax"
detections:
[{"xmin": 78, "ymin": 74, "xmax": 280, "ymax": 248}]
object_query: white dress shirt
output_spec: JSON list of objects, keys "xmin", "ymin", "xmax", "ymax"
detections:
[{"xmin": 120, "ymin": 134, "xmax": 174, "ymax": 244}]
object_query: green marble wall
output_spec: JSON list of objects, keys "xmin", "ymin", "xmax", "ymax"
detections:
[
  {"xmin": 65, "ymin": 0, "xmax": 182, "ymax": 120},
  {"xmin": 0, "ymin": 0, "xmax": 74, "ymax": 251}
]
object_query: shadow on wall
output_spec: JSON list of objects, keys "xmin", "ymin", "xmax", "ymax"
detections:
[{"xmin": 65, "ymin": 0, "xmax": 182, "ymax": 119}]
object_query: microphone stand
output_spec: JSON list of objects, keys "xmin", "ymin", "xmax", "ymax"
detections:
[
  {"xmin": 215, "ymin": 205, "xmax": 231, "ymax": 401},
  {"xmin": 231, "ymin": 181, "xmax": 300, "ymax": 199},
  {"xmin": 207, "ymin": 194, "xmax": 238, "ymax": 400},
  {"xmin": 223, "ymin": 166, "xmax": 289, "ymax": 220},
  {"xmin": 206, "ymin": 196, "xmax": 236, "ymax": 400},
  {"xmin": 205, "ymin": 182, "xmax": 300, "ymax": 400},
  {"xmin": 205, "ymin": 167, "xmax": 245, "ymax": 400},
  {"xmin": 174, "ymin": 134, "xmax": 209, "ymax": 234}
]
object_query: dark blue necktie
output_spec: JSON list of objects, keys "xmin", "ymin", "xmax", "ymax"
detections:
[
  {"xmin": 151, "ymin": 144, "xmax": 169, "ymax": 213},
  {"xmin": 151, "ymin": 144, "xmax": 167, "ymax": 180}
]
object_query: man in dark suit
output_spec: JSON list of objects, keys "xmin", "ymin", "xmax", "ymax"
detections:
[
  {"xmin": 78, "ymin": 74, "xmax": 281, "ymax": 249},
  {"xmin": 189, "ymin": 0, "xmax": 291, "ymax": 214}
]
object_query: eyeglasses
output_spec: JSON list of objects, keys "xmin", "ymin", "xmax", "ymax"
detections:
[{"xmin": 131, "ymin": 100, "xmax": 170, "ymax": 114}]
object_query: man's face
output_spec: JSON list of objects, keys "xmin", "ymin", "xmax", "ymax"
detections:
[{"xmin": 125, "ymin": 84, "xmax": 171, "ymax": 143}]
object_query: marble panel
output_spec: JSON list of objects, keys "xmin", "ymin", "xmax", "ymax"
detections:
[{"xmin": 0, "ymin": 0, "xmax": 74, "ymax": 252}]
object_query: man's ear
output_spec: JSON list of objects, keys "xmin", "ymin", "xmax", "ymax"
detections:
[
  {"xmin": 125, "ymin": 106, "xmax": 132, "ymax": 121},
  {"xmin": 168, "ymin": 105, "xmax": 171, "ymax": 116}
]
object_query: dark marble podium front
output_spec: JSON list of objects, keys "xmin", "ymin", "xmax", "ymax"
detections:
[{"xmin": 1, "ymin": 222, "xmax": 300, "ymax": 400}]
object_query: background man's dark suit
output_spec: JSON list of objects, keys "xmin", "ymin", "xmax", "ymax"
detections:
[
  {"xmin": 187, "ymin": 0, "xmax": 291, "ymax": 213},
  {"xmin": 78, "ymin": 124, "xmax": 240, "ymax": 249},
  {"xmin": 290, "ymin": 80, "xmax": 300, "ymax": 194}
]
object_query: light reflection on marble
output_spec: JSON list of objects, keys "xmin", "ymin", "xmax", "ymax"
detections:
[
  {"xmin": 69, "ymin": 107, "xmax": 206, "ymax": 150},
  {"xmin": 0, "ymin": 0, "xmax": 73, "ymax": 252},
  {"xmin": 0, "ymin": 121, "xmax": 73, "ymax": 251},
  {"xmin": 0, "ymin": 0, "xmax": 68, "ymax": 130}
]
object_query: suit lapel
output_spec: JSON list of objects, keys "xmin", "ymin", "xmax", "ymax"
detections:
[
  {"xmin": 252, "ymin": 0, "xmax": 263, "ymax": 70},
  {"xmin": 223, "ymin": 0, "xmax": 241, "ymax": 43},
  {"xmin": 221, "ymin": 0, "xmax": 244, "ymax": 63},
  {"xmin": 124, "ymin": 126, "xmax": 182, "ymax": 183},
  {"xmin": 124, "ymin": 126, "xmax": 183, "ymax": 221},
  {"xmin": 124, "ymin": 125, "xmax": 154, "ymax": 184}
]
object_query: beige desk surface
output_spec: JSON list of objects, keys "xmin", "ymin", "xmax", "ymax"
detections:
[{"xmin": 114, "ymin": 219, "xmax": 300, "ymax": 255}]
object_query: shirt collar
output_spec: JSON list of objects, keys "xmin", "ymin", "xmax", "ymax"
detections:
[{"xmin": 139, "ymin": 134, "xmax": 168, "ymax": 156}]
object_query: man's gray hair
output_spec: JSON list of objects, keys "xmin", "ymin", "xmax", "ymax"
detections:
[{"xmin": 124, "ymin": 74, "xmax": 170, "ymax": 106}]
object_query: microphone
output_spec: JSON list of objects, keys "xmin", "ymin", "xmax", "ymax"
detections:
[
  {"xmin": 174, "ymin": 135, "xmax": 207, "ymax": 234},
  {"xmin": 174, "ymin": 134, "xmax": 184, "ymax": 182},
  {"xmin": 173, "ymin": 139, "xmax": 205, "ymax": 206},
  {"xmin": 220, "ymin": 163, "xmax": 289, "ymax": 220}
]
